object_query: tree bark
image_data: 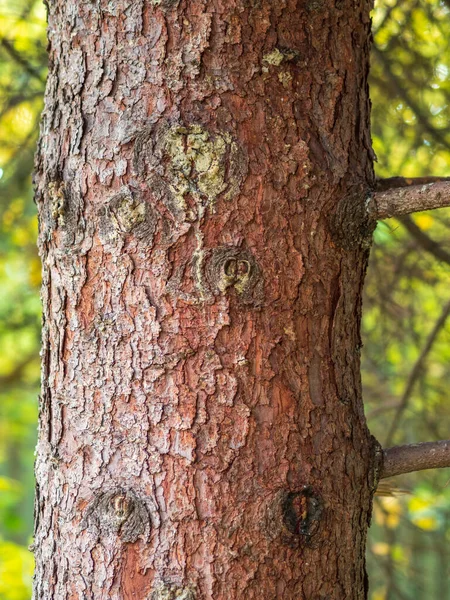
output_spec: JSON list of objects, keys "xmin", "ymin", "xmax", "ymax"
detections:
[{"xmin": 33, "ymin": 1, "xmax": 379, "ymax": 599}]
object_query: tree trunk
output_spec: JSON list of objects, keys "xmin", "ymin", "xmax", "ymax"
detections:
[{"xmin": 33, "ymin": 1, "xmax": 379, "ymax": 598}]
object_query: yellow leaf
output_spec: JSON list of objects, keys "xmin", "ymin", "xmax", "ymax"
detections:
[
  {"xmin": 372, "ymin": 588, "xmax": 387, "ymax": 600},
  {"xmin": 372, "ymin": 542, "xmax": 390, "ymax": 556},
  {"xmin": 373, "ymin": 500, "xmax": 402, "ymax": 528},
  {"xmin": 0, "ymin": 476, "xmax": 20, "ymax": 492},
  {"xmin": 29, "ymin": 256, "xmax": 42, "ymax": 288},
  {"xmin": 414, "ymin": 214, "xmax": 434, "ymax": 230},
  {"xmin": 11, "ymin": 227, "xmax": 30, "ymax": 247},
  {"xmin": 408, "ymin": 496, "xmax": 433, "ymax": 512},
  {"xmin": 377, "ymin": 496, "xmax": 403, "ymax": 529},
  {"xmin": 373, "ymin": 502, "xmax": 385, "ymax": 526},
  {"xmin": 412, "ymin": 516, "xmax": 438, "ymax": 531}
]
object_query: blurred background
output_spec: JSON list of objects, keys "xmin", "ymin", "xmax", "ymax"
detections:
[{"xmin": 0, "ymin": 0, "xmax": 449, "ymax": 598}]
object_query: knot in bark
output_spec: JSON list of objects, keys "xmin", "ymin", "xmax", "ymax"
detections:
[
  {"xmin": 82, "ymin": 488, "xmax": 152, "ymax": 543},
  {"xmin": 99, "ymin": 187, "xmax": 157, "ymax": 246},
  {"xmin": 203, "ymin": 246, "xmax": 264, "ymax": 306}
]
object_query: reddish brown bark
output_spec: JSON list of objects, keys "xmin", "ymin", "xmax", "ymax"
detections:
[{"xmin": 34, "ymin": 1, "xmax": 378, "ymax": 599}]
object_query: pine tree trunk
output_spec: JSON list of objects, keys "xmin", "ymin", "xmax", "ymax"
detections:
[{"xmin": 33, "ymin": 1, "xmax": 379, "ymax": 598}]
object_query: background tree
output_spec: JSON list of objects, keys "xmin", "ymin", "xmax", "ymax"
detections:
[
  {"xmin": 0, "ymin": 0, "xmax": 449, "ymax": 598},
  {"xmin": 0, "ymin": 0, "xmax": 46, "ymax": 596},
  {"xmin": 365, "ymin": 2, "xmax": 450, "ymax": 596}
]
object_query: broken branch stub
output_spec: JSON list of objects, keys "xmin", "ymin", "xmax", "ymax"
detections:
[{"xmin": 82, "ymin": 488, "xmax": 152, "ymax": 543}]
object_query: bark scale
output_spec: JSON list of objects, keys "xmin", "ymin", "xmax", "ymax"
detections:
[{"xmin": 34, "ymin": 1, "xmax": 378, "ymax": 598}]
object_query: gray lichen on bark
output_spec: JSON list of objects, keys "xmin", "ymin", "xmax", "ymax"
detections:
[
  {"xmin": 150, "ymin": 583, "xmax": 196, "ymax": 600},
  {"xmin": 133, "ymin": 120, "xmax": 248, "ymax": 222},
  {"xmin": 99, "ymin": 187, "xmax": 157, "ymax": 246},
  {"xmin": 40, "ymin": 176, "xmax": 85, "ymax": 247}
]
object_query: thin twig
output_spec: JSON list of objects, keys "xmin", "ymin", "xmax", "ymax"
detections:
[
  {"xmin": 385, "ymin": 298, "xmax": 450, "ymax": 446},
  {"xmin": 399, "ymin": 215, "xmax": 450, "ymax": 265},
  {"xmin": 0, "ymin": 37, "xmax": 45, "ymax": 84},
  {"xmin": 373, "ymin": 46, "xmax": 450, "ymax": 151}
]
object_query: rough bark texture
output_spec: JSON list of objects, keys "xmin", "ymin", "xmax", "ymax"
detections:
[{"xmin": 33, "ymin": 1, "xmax": 378, "ymax": 598}]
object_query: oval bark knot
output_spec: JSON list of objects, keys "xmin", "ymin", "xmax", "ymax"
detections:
[
  {"xmin": 203, "ymin": 246, "xmax": 264, "ymax": 306},
  {"xmin": 133, "ymin": 120, "xmax": 248, "ymax": 223},
  {"xmin": 264, "ymin": 487, "xmax": 323, "ymax": 547},
  {"xmin": 99, "ymin": 187, "xmax": 157, "ymax": 245},
  {"xmin": 82, "ymin": 488, "xmax": 152, "ymax": 543},
  {"xmin": 282, "ymin": 487, "xmax": 323, "ymax": 538},
  {"xmin": 150, "ymin": 583, "xmax": 196, "ymax": 600}
]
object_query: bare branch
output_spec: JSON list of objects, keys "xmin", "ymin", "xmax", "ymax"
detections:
[
  {"xmin": 371, "ymin": 180, "xmax": 450, "ymax": 220},
  {"xmin": 381, "ymin": 440, "xmax": 450, "ymax": 479},
  {"xmin": 0, "ymin": 38, "xmax": 45, "ymax": 84},
  {"xmin": 373, "ymin": 46, "xmax": 450, "ymax": 151},
  {"xmin": 400, "ymin": 215, "xmax": 450, "ymax": 265},
  {"xmin": 0, "ymin": 353, "xmax": 36, "ymax": 387}
]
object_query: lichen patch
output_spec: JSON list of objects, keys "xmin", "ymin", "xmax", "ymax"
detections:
[
  {"xmin": 150, "ymin": 0, "xmax": 180, "ymax": 7},
  {"xmin": 263, "ymin": 48, "xmax": 285, "ymax": 66},
  {"xmin": 49, "ymin": 180, "xmax": 67, "ymax": 226},
  {"xmin": 133, "ymin": 121, "xmax": 248, "ymax": 223},
  {"xmin": 278, "ymin": 71, "xmax": 293, "ymax": 88},
  {"xmin": 263, "ymin": 47, "xmax": 299, "ymax": 66},
  {"xmin": 99, "ymin": 187, "xmax": 157, "ymax": 246},
  {"xmin": 151, "ymin": 583, "xmax": 196, "ymax": 600}
]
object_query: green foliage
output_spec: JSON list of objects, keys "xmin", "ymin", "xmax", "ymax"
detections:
[
  {"xmin": 0, "ymin": 0, "xmax": 46, "ymax": 596},
  {"xmin": 366, "ymin": 1, "xmax": 450, "ymax": 597},
  {"xmin": 371, "ymin": 0, "xmax": 450, "ymax": 178},
  {"xmin": 0, "ymin": 0, "xmax": 449, "ymax": 599},
  {"xmin": 0, "ymin": 539, "xmax": 34, "ymax": 600}
]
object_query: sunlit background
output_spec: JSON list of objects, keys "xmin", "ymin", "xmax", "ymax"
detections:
[{"xmin": 0, "ymin": 0, "xmax": 449, "ymax": 598}]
